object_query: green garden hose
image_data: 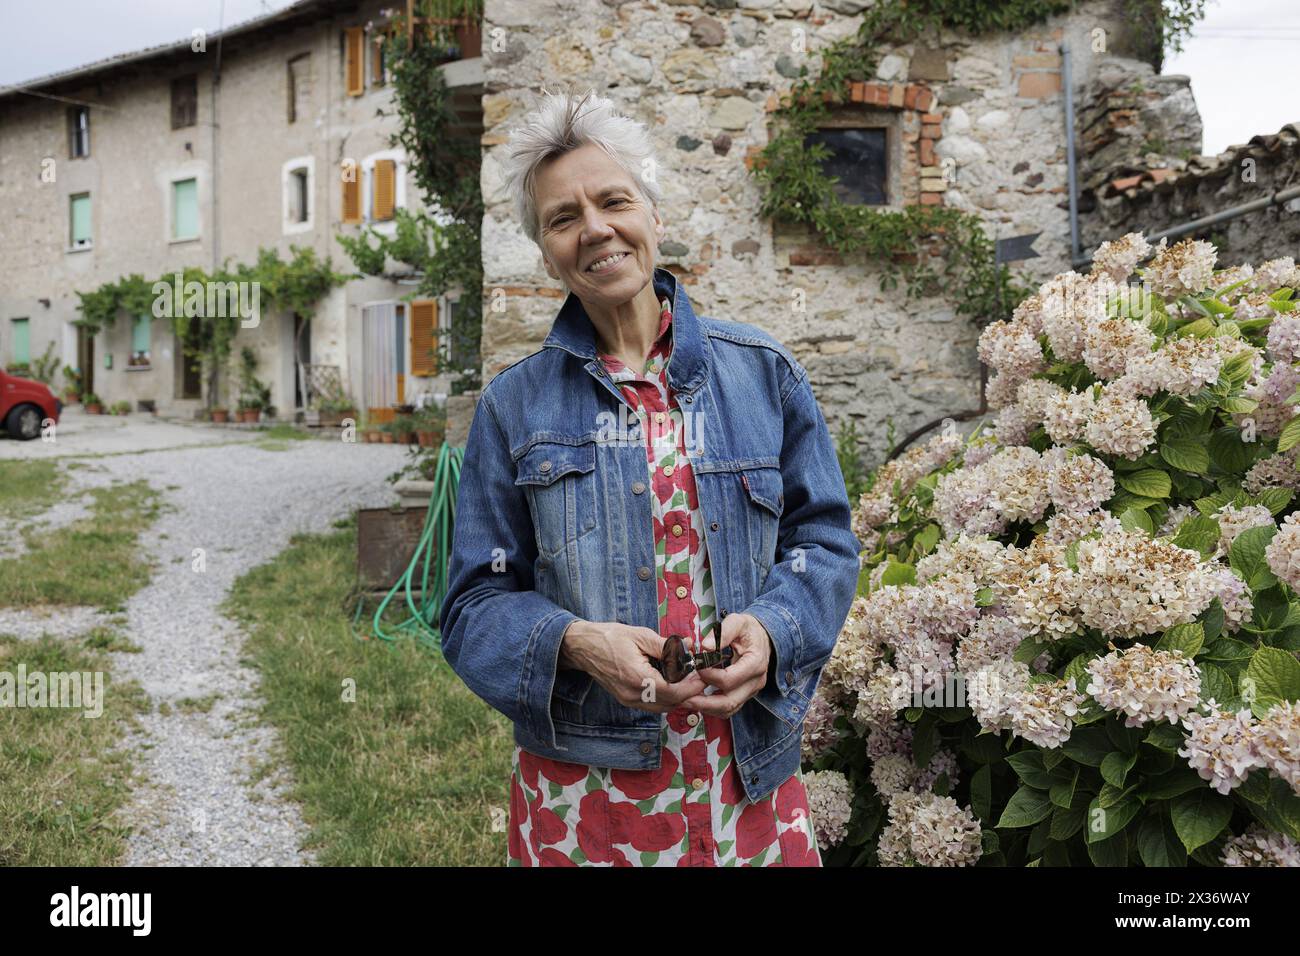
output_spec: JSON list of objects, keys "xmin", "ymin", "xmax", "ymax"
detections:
[{"xmin": 357, "ymin": 441, "xmax": 463, "ymax": 651}]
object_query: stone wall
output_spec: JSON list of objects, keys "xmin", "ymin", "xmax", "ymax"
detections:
[{"xmin": 478, "ymin": 0, "xmax": 1151, "ymax": 467}]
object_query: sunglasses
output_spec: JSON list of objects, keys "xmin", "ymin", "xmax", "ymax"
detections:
[{"xmin": 654, "ymin": 633, "xmax": 734, "ymax": 684}]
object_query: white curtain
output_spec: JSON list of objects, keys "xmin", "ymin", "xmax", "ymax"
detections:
[{"xmin": 362, "ymin": 303, "xmax": 397, "ymax": 410}]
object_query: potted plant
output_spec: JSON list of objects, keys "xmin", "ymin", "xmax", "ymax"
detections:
[
  {"xmin": 315, "ymin": 394, "xmax": 357, "ymax": 428},
  {"xmin": 380, "ymin": 420, "xmax": 395, "ymax": 443},
  {"xmin": 393, "ymin": 414, "xmax": 416, "ymax": 445},
  {"xmin": 237, "ymin": 397, "xmax": 263, "ymax": 424},
  {"xmin": 82, "ymin": 392, "xmax": 104, "ymax": 415},
  {"xmin": 236, "ymin": 348, "xmax": 270, "ymax": 424},
  {"xmin": 61, "ymin": 365, "xmax": 82, "ymax": 404},
  {"xmin": 414, "ymin": 404, "xmax": 446, "ymax": 447},
  {"xmin": 363, "ymin": 424, "xmax": 381, "ymax": 443},
  {"xmin": 110, "ymin": 400, "xmax": 131, "ymax": 416},
  {"xmin": 210, "ymin": 406, "xmax": 230, "ymax": 423}
]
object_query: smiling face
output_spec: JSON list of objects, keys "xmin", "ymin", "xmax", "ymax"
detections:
[{"xmin": 532, "ymin": 142, "xmax": 665, "ymax": 310}]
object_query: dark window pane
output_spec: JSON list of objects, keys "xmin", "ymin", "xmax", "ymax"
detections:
[
  {"xmin": 805, "ymin": 127, "xmax": 887, "ymax": 205},
  {"xmin": 171, "ymin": 75, "xmax": 197, "ymax": 129}
]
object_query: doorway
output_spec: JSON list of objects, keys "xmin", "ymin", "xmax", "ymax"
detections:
[
  {"xmin": 76, "ymin": 326, "xmax": 94, "ymax": 397},
  {"xmin": 293, "ymin": 313, "xmax": 312, "ymax": 409}
]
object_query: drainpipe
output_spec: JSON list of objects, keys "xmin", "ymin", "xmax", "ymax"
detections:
[
  {"xmin": 208, "ymin": 0, "xmax": 225, "ymax": 408},
  {"xmin": 1062, "ymin": 40, "xmax": 1081, "ymax": 266}
]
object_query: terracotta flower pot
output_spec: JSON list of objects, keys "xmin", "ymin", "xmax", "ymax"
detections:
[
  {"xmin": 239, "ymin": 409, "xmax": 261, "ymax": 423},
  {"xmin": 381, "ymin": 432, "xmax": 395, "ymax": 443},
  {"xmin": 395, "ymin": 431, "xmax": 414, "ymax": 445},
  {"xmin": 211, "ymin": 409, "xmax": 229, "ymax": 423},
  {"xmin": 85, "ymin": 404, "xmax": 103, "ymax": 415},
  {"xmin": 365, "ymin": 430, "xmax": 380, "ymax": 443}
]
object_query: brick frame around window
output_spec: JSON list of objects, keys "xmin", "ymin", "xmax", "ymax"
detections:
[{"xmin": 752, "ymin": 81, "xmax": 947, "ymax": 267}]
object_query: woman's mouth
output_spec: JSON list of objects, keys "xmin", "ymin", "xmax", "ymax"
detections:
[{"xmin": 587, "ymin": 252, "xmax": 629, "ymax": 274}]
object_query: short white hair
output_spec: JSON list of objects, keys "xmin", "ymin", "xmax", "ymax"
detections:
[{"xmin": 501, "ymin": 89, "xmax": 663, "ymax": 247}]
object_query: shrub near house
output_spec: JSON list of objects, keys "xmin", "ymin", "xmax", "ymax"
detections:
[{"xmin": 809, "ymin": 236, "xmax": 1300, "ymax": 867}]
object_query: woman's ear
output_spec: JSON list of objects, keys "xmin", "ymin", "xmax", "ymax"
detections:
[{"xmin": 651, "ymin": 207, "xmax": 666, "ymax": 244}]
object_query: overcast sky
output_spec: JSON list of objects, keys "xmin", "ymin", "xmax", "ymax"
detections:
[{"xmin": 0, "ymin": 0, "xmax": 1295, "ymax": 156}]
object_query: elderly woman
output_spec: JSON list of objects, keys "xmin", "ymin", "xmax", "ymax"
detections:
[{"xmin": 439, "ymin": 90, "xmax": 860, "ymax": 867}]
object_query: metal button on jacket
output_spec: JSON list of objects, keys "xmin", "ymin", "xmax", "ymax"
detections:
[
  {"xmin": 632, "ymin": 480, "xmax": 646, "ymax": 494},
  {"xmin": 639, "ymin": 741, "xmax": 654, "ymax": 755},
  {"xmin": 539, "ymin": 460, "xmax": 552, "ymax": 473},
  {"xmin": 637, "ymin": 566, "xmax": 651, "ymax": 580}
]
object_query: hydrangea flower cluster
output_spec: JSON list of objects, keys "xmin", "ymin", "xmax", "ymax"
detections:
[
  {"xmin": 1265, "ymin": 512, "xmax": 1300, "ymax": 590},
  {"xmin": 876, "ymin": 791, "xmax": 983, "ymax": 867},
  {"xmin": 803, "ymin": 770, "xmax": 854, "ymax": 849},
  {"xmin": 1083, "ymin": 644, "xmax": 1202, "ymax": 727},
  {"xmin": 834, "ymin": 245, "xmax": 1300, "ymax": 863}
]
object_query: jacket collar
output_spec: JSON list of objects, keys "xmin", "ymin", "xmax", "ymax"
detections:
[{"xmin": 541, "ymin": 266, "xmax": 709, "ymax": 393}]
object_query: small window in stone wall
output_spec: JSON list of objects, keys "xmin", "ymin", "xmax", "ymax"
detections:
[
  {"xmin": 806, "ymin": 127, "xmax": 889, "ymax": 205},
  {"xmin": 130, "ymin": 314, "xmax": 151, "ymax": 368},
  {"xmin": 171, "ymin": 75, "xmax": 197, "ymax": 129}
]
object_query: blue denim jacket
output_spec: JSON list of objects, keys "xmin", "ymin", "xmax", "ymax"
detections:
[{"xmin": 438, "ymin": 267, "xmax": 860, "ymax": 803}]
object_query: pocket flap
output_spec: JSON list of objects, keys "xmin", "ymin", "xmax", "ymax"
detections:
[
  {"xmin": 514, "ymin": 440, "xmax": 596, "ymax": 487},
  {"xmin": 742, "ymin": 466, "xmax": 784, "ymax": 517}
]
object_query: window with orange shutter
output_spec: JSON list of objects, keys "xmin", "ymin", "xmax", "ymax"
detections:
[
  {"xmin": 409, "ymin": 300, "xmax": 438, "ymax": 376},
  {"xmin": 344, "ymin": 27, "xmax": 364, "ymax": 96},
  {"xmin": 372, "ymin": 159, "xmax": 396, "ymax": 221},
  {"xmin": 341, "ymin": 163, "xmax": 361, "ymax": 223}
]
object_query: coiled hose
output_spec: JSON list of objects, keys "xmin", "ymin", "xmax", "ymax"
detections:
[{"xmin": 353, "ymin": 441, "xmax": 463, "ymax": 651}]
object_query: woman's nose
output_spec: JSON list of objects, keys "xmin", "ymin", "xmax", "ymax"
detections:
[{"xmin": 580, "ymin": 207, "xmax": 615, "ymax": 241}]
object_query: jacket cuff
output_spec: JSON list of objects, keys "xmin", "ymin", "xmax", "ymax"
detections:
[
  {"xmin": 742, "ymin": 599, "xmax": 803, "ymax": 696},
  {"xmin": 523, "ymin": 607, "xmax": 581, "ymax": 750}
]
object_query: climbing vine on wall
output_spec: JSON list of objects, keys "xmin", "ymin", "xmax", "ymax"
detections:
[
  {"xmin": 336, "ymin": 0, "xmax": 484, "ymax": 395},
  {"xmin": 750, "ymin": 0, "xmax": 1210, "ymax": 323},
  {"xmin": 74, "ymin": 247, "xmax": 348, "ymax": 407}
]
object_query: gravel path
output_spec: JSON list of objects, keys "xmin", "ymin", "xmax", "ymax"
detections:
[{"xmin": 4, "ymin": 419, "xmax": 410, "ymax": 865}]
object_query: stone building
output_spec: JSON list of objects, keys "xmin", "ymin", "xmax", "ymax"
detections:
[
  {"xmin": 0, "ymin": 0, "xmax": 481, "ymax": 418},
  {"xmin": 474, "ymin": 0, "xmax": 1271, "ymax": 466}
]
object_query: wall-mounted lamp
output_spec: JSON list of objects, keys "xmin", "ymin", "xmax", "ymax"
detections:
[{"xmin": 38, "ymin": 298, "xmax": 50, "ymax": 308}]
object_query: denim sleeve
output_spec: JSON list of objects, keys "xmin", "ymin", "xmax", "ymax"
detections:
[
  {"xmin": 741, "ymin": 362, "xmax": 861, "ymax": 724},
  {"xmin": 438, "ymin": 388, "xmax": 579, "ymax": 750}
]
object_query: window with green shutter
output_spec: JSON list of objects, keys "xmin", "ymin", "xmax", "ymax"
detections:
[
  {"xmin": 70, "ymin": 193, "xmax": 92, "ymax": 248},
  {"xmin": 131, "ymin": 314, "xmax": 152, "ymax": 366},
  {"xmin": 173, "ymin": 178, "xmax": 198, "ymax": 240},
  {"xmin": 11, "ymin": 318, "xmax": 30, "ymax": 366}
]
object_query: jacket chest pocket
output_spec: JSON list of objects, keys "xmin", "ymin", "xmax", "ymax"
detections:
[
  {"xmin": 514, "ymin": 440, "xmax": 598, "ymax": 558},
  {"xmin": 739, "ymin": 464, "xmax": 783, "ymax": 572}
]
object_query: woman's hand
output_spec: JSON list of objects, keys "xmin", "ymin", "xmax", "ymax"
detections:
[
  {"xmin": 676, "ymin": 613, "xmax": 771, "ymax": 719},
  {"xmin": 560, "ymin": 620, "xmax": 708, "ymax": 714}
]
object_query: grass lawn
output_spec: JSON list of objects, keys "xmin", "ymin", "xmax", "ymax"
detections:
[
  {"xmin": 0, "ymin": 460, "xmax": 65, "ymax": 520},
  {"xmin": 225, "ymin": 520, "xmax": 512, "ymax": 866},
  {"xmin": 0, "ymin": 480, "xmax": 161, "ymax": 609},
  {"xmin": 0, "ymin": 634, "xmax": 149, "ymax": 865}
]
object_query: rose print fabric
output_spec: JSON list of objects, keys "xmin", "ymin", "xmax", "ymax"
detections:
[{"xmin": 507, "ymin": 294, "xmax": 822, "ymax": 867}]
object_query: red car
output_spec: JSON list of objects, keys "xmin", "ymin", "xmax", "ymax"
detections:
[{"xmin": 1, "ymin": 368, "xmax": 61, "ymax": 440}]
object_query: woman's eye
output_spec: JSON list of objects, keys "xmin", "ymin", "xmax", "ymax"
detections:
[{"xmin": 607, "ymin": 198, "xmax": 627, "ymax": 207}]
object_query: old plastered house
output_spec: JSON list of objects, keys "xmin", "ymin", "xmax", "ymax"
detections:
[
  {"xmin": 476, "ymin": 0, "xmax": 1296, "ymax": 465},
  {"xmin": 0, "ymin": 0, "xmax": 481, "ymax": 418}
]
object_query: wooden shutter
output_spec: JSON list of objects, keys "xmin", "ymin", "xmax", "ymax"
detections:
[
  {"xmin": 341, "ymin": 166, "xmax": 361, "ymax": 223},
  {"xmin": 371, "ymin": 37, "xmax": 385, "ymax": 86},
  {"xmin": 372, "ymin": 159, "xmax": 396, "ymax": 221},
  {"xmin": 409, "ymin": 299, "xmax": 438, "ymax": 376},
  {"xmin": 344, "ymin": 27, "xmax": 364, "ymax": 96}
]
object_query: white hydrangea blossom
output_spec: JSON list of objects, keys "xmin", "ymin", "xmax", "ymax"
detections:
[
  {"xmin": 1046, "ymin": 451, "xmax": 1115, "ymax": 515},
  {"xmin": 1090, "ymin": 232, "xmax": 1152, "ymax": 284},
  {"xmin": 1074, "ymin": 532, "xmax": 1218, "ymax": 638},
  {"xmin": 1253, "ymin": 699, "xmax": 1300, "ymax": 796},
  {"xmin": 1265, "ymin": 512, "xmax": 1300, "ymax": 591},
  {"xmin": 1178, "ymin": 701, "xmax": 1262, "ymax": 795},
  {"xmin": 876, "ymin": 791, "xmax": 982, "ymax": 867},
  {"xmin": 1084, "ymin": 644, "xmax": 1202, "ymax": 727},
  {"xmin": 804, "ymin": 770, "xmax": 854, "ymax": 849},
  {"xmin": 1083, "ymin": 389, "xmax": 1157, "ymax": 460},
  {"xmin": 1142, "ymin": 237, "xmax": 1217, "ymax": 298},
  {"xmin": 1222, "ymin": 824, "xmax": 1300, "ymax": 867}
]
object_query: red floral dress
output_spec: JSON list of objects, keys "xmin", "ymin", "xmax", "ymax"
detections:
[{"xmin": 506, "ymin": 294, "xmax": 822, "ymax": 867}]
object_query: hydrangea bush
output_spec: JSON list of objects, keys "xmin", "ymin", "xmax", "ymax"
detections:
[{"xmin": 802, "ymin": 235, "xmax": 1300, "ymax": 867}]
